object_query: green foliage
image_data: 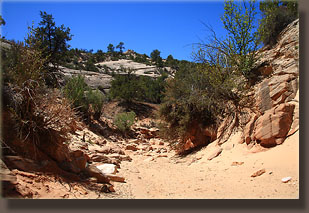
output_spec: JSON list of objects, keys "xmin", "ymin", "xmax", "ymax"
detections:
[
  {"xmin": 159, "ymin": 61, "xmax": 241, "ymax": 138},
  {"xmin": 95, "ymin": 49, "xmax": 106, "ymax": 62},
  {"xmin": 220, "ymin": 0, "xmax": 260, "ymax": 80},
  {"xmin": 138, "ymin": 74, "xmax": 167, "ymax": 103},
  {"xmin": 165, "ymin": 54, "xmax": 178, "ymax": 69},
  {"xmin": 107, "ymin": 43, "xmax": 115, "ymax": 53},
  {"xmin": 24, "ymin": 11, "xmax": 72, "ymax": 87},
  {"xmin": 109, "ymin": 68, "xmax": 167, "ymax": 104},
  {"xmin": 258, "ymin": 0, "xmax": 298, "ymax": 46},
  {"xmin": 2, "ymin": 39, "xmax": 46, "ymax": 88},
  {"xmin": 150, "ymin": 49, "xmax": 163, "ymax": 67},
  {"xmin": 84, "ymin": 56, "xmax": 99, "ymax": 72},
  {"xmin": 160, "ymin": 0, "xmax": 257, "ymax": 141},
  {"xmin": 116, "ymin": 42, "xmax": 125, "ymax": 53},
  {"xmin": 109, "ymin": 70, "xmax": 141, "ymax": 103},
  {"xmin": 1, "ymin": 29, "xmax": 75, "ymax": 147},
  {"xmin": 87, "ymin": 89, "xmax": 104, "ymax": 118},
  {"xmin": 63, "ymin": 75, "xmax": 104, "ymax": 118},
  {"xmin": 113, "ymin": 111, "xmax": 136, "ymax": 132},
  {"xmin": 0, "ymin": 15, "xmax": 5, "ymax": 26},
  {"xmin": 133, "ymin": 53, "xmax": 151, "ymax": 65},
  {"xmin": 27, "ymin": 11, "xmax": 72, "ymax": 68},
  {"xmin": 63, "ymin": 75, "xmax": 89, "ymax": 112}
]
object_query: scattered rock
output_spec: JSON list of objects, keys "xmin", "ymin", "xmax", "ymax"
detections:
[
  {"xmin": 100, "ymin": 184, "xmax": 115, "ymax": 193},
  {"xmin": 85, "ymin": 165, "xmax": 110, "ymax": 184},
  {"xmin": 106, "ymin": 174, "xmax": 125, "ymax": 183},
  {"xmin": 147, "ymin": 146, "xmax": 154, "ymax": 151},
  {"xmin": 281, "ymin": 176, "xmax": 292, "ymax": 183},
  {"xmin": 130, "ymin": 167, "xmax": 140, "ymax": 173},
  {"xmin": 125, "ymin": 144, "xmax": 139, "ymax": 151},
  {"xmin": 207, "ymin": 147, "xmax": 223, "ymax": 161},
  {"xmin": 96, "ymin": 163, "xmax": 117, "ymax": 175},
  {"xmin": 231, "ymin": 162, "xmax": 244, "ymax": 166},
  {"xmin": 107, "ymin": 154, "xmax": 132, "ymax": 162},
  {"xmin": 243, "ymin": 115, "xmax": 258, "ymax": 144},
  {"xmin": 251, "ymin": 168, "xmax": 266, "ymax": 177}
]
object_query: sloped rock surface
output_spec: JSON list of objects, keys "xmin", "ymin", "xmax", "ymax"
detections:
[
  {"xmin": 59, "ymin": 59, "xmax": 173, "ymax": 93},
  {"xmin": 243, "ymin": 19, "xmax": 299, "ymax": 147}
]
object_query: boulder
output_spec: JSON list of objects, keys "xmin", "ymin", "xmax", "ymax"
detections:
[
  {"xmin": 139, "ymin": 128, "xmax": 159, "ymax": 139},
  {"xmin": 253, "ymin": 103, "xmax": 295, "ymax": 147},
  {"xmin": 95, "ymin": 163, "xmax": 117, "ymax": 175},
  {"xmin": 85, "ymin": 165, "xmax": 110, "ymax": 184},
  {"xmin": 125, "ymin": 144, "xmax": 139, "ymax": 151}
]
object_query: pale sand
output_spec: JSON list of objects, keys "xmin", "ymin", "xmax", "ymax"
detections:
[{"xmin": 114, "ymin": 129, "xmax": 299, "ymax": 199}]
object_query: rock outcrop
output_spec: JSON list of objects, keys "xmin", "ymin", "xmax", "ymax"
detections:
[
  {"xmin": 59, "ymin": 59, "xmax": 173, "ymax": 94},
  {"xmin": 180, "ymin": 121, "xmax": 217, "ymax": 153},
  {"xmin": 242, "ymin": 19, "xmax": 299, "ymax": 147},
  {"xmin": 179, "ymin": 19, "xmax": 299, "ymax": 152}
]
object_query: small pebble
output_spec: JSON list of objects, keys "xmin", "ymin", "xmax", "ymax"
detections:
[{"xmin": 281, "ymin": 176, "xmax": 292, "ymax": 183}]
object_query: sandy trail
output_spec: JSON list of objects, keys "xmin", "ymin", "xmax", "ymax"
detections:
[{"xmin": 113, "ymin": 130, "xmax": 299, "ymax": 199}]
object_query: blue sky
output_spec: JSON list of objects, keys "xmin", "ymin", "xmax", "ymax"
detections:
[{"xmin": 1, "ymin": 0, "xmax": 261, "ymax": 61}]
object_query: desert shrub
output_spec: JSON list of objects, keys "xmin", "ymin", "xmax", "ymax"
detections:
[
  {"xmin": 211, "ymin": 0, "xmax": 260, "ymax": 81},
  {"xmin": 109, "ymin": 68, "xmax": 167, "ymax": 104},
  {"xmin": 63, "ymin": 75, "xmax": 104, "ymax": 118},
  {"xmin": 86, "ymin": 89, "xmax": 104, "ymax": 119},
  {"xmin": 84, "ymin": 56, "xmax": 99, "ymax": 72},
  {"xmin": 1, "ymin": 38, "xmax": 77, "ymax": 151},
  {"xmin": 138, "ymin": 74, "xmax": 167, "ymax": 103},
  {"xmin": 113, "ymin": 111, "xmax": 136, "ymax": 132},
  {"xmin": 63, "ymin": 75, "xmax": 89, "ymax": 112},
  {"xmin": 159, "ymin": 1, "xmax": 258, "ymax": 146},
  {"xmin": 2, "ymin": 41, "xmax": 46, "ymax": 87},
  {"xmin": 258, "ymin": 0, "xmax": 298, "ymax": 47},
  {"xmin": 159, "ymin": 54, "xmax": 249, "ymax": 141},
  {"xmin": 109, "ymin": 71, "xmax": 139, "ymax": 103}
]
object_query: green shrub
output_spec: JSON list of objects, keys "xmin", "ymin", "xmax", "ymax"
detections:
[
  {"xmin": 87, "ymin": 89, "xmax": 104, "ymax": 118},
  {"xmin": 114, "ymin": 111, "xmax": 136, "ymax": 132},
  {"xmin": 2, "ymin": 37, "xmax": 75, "ymax": 150},
  {"xmin": 159, "ymin": 60, "xmax": 245, "ymax": 140},
  {"xmin": 84, "ymin": 57, "xmax": 99, "ymax": 72},
  {"xmin": 109, "ymin": 68, "xmax": 167, "ymax": 104},
  {"xmin": 2, "ymin": 40, "xmax": 46, "ymax": 87},
  {"xmin": 258, "ymin": 0, "xmax": 298, "ymax": 46},
  {"xmin": 63, "ymin": 75, "xmax": 89, "ymax": 112},
  {"xmin": 63, "ymin": 75, "xmax": 104, "ymax": 118}
]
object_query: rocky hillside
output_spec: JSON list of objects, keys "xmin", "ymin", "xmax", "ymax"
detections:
[
  {"xmin": 59, "ymin": 54, "xmax": 174, "ymax": 94},
  {"xmin": 180, "ymin": 19, "xmax": 299, "ymax": 153},
  {"xmin": 242, "ymin": 19, "xmax": 299, "ymax": 148},
  {"xmin": 1, "ymin": 19, "xmax": 299, "ymax": 199}
]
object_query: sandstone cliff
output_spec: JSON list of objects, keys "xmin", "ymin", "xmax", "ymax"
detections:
[
  {"xmin": 242, "ymin": 19, "xmax": 299, "ymax": 148},
  {"xmin": 181, "ymin": 19, "xmax": 299, "ymax": 152}
]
